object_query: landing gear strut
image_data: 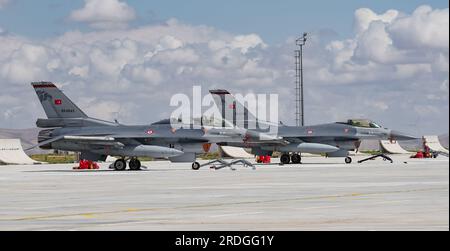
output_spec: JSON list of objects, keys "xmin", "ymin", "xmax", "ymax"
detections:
[
  {"xmin": 129, "ymin": 158, "xmax": 142, "ymax": 170},
  {"xmin": 113, "ymin": 159, "xmax": 127, "ymax": 171}
]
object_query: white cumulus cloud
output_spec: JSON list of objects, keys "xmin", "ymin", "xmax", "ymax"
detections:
[
  {"xmin": 0, "ymin": 5, "xmax": 448, "ymax": 135},
  {"xmin": 70, "ymin": 0, "xmax": 136, "ymax": 29},
  {"xmin": 388, "ymin": 5, "xmax": 449, "ymax": 50},
  {"xmin": 354, "ymin": 8, "xmax": 399, "ymax": 34}
]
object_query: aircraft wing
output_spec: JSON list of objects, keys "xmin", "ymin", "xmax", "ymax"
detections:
[
  {"xmin": 25, "ymin": 135, "xmax": 125, "ymax": 151},
  {"xmin": 282, "ymin": 135, "xmax": 361, "ymax": 141},
  {"xmin": 110, "ymin": 133, "xmax": 210, "ymax": 143},
  {"xmin": 242, "ymin": 130, "xmax": 290, "ymax": 145}
]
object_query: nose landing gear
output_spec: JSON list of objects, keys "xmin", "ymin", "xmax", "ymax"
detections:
[
  {"xmin": 345, "ymin": 157, "xmax": 353, "ymax": 164},
  {"xmin": 192, "ymin": 162, "xmax": 201, "ymax": 170}
]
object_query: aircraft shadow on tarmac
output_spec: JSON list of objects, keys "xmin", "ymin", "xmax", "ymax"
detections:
[
  {"xmin": 23, "ymin": 160, "xmax": 400, "ymax": 174},
  {"xmin": 24, "ymin": 167, "xmax": 183, "ymax": 173}
]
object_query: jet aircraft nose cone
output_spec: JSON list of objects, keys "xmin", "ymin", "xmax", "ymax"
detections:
[{"xmin": 389, "ymin": 130, "xmax": 418, "ymax": 141}]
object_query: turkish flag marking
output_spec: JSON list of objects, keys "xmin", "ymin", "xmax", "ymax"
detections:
[{"xmin": 54, "ymin": 99, "xmax": 62, "ymax": 105}]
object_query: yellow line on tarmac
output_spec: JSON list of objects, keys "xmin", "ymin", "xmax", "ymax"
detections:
[{"xmin": 3, "ymin": 187, "xmax": 447, "ymax": 222}]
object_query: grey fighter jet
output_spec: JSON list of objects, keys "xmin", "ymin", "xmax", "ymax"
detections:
[
  {"xmin": 209, "ymin": 90, "xmax": 417, "ymax": 164},
  {"xmin": 28, "ymin": 82, "xmax": 243, "ymax": 170}
]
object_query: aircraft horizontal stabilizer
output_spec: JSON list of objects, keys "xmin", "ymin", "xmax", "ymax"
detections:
[{"xmin": 25, "ymin": 135, "xmax": 64, "ymax": 151}]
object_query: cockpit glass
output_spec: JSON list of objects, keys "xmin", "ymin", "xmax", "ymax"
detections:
[{"xmin": 343, "ymin": 119, "xmax": 382, "ymax": 128}]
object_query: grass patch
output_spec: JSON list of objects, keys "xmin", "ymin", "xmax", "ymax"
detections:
[
  {"xmin": 31, "ymin": 154, "xmax": 77, "ymax": 164},
  {"xmin": 137, "ymin": 157, "xmax": 154, "ymax": 162},
  {"xmin": 361, "ymin": 150, "xmax": 383, "ymax": 155},
  {"xmin": 199, "ymin": 151, "xmax": 220, "ymax": 160}
]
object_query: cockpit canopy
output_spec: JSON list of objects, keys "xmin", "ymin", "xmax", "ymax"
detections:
[
  {"xmin": 338, "ymin": 119, "xmax": 383, "ymax": 129},
  {"xmin": 151, "ymin": 116, "xmax": 225, "ymax": 127},
  {"xmin": 151, "ymin": 119, "xmax": 172, "ymax": 125}
]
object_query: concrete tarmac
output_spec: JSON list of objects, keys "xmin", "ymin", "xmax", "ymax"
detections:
[{"xmin": 0, "ymin": 155, "xmax": 448, "ymax": 230}]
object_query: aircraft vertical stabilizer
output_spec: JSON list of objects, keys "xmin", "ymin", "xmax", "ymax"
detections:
[{"xmin": 31, "ymin": 82, "xmax": 87, "ymax": 119}]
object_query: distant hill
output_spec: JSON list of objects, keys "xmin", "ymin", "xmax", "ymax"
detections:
[{"xmin": 0, "ymin": 128, "xmax": 51, "ymax": 155}]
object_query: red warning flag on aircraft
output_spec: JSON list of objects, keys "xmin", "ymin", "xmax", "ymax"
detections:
[{"xmin": 54, "ymin": 99, "xmax": 62, "ymax": 105}]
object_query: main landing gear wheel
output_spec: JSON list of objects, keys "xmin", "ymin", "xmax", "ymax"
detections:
[
  {"xmin": 192, "ymin": 162, "xmax": 201, "ymax": 170},
  {"xmin": 129, "ymin": 158, "xmax": 141, "ymax": 170},
  {"xmin": 280, "ymin": 154, "xmax": 291, "ymax": 165},
  {"xmin": 345, "ymin": 157, "xmax": 352, "ymax": 164},
  {"xmin": 113, "ymin": 159, "xmax": 127, "ymax": 171},
  {"xmin": 291, "ymin": 154, "xmax": 301, "ymax": 164}
]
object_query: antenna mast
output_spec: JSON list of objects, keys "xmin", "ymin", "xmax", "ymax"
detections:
[{"xmin": 295, "ymin": 33, "xmax": 307, "ymax": 127}]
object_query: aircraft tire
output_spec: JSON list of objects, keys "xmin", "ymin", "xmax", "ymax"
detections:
[
  {"xmin": 291, "ymin": 154, "xmax": 301, "ymax": 164},
  {"xmin": 345, "ymin": 157, "xmax": 352, "ymax": 164},
  {"xmin": 114, "ymin": 159, "xmax": 127, "ymax": 171},
  {"xmin": 129, "ymin": 158, "xmax": 141, "ymax": 170},
  {"xmin": 192, "ymin": 162, "xmax": 201, "ymax": 170},
  {"xmin": 280, "ymin": 154, "xmax": 291, "ymax": 165}
]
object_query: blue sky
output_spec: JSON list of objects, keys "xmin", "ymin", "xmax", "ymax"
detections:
[
  {"xmin": 1, "ymin": 0, "xmax": 448, "ymax": 44},
  {"xmin": 0, "ymin": 0, "xmax": 448, "ymax": 134}
]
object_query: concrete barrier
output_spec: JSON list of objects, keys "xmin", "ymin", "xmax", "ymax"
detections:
[
  {"xmin": 0, "ymin": 139, "xmax": 39, "ymax": 165},
  {"xmin": 220, "ymin": 146, "xmax": 254, "ymax": 159},
  {"xmin": 380, "ymin": 140, "xmax": 411, "ymax": 154},
  {"xmin": 423, "ymin": 135, "xmax": 449, "ymax": 154}
]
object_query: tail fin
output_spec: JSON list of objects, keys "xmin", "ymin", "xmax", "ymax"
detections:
[
  {"xmin": 31, "ymin": 82, "xmax": 87, "ymax": 119},
  {"xmin": 209, "ymin": 89, "xmax": 257, "ymax": 128}
]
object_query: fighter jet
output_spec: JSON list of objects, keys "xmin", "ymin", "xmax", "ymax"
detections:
[
  {"xmin": 27, "ymin": 82, "xmax": 244, "ymax": 170},
  {"xmin": 209, "ymin": 90, "xmax": 417, "ymax": 164}
]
